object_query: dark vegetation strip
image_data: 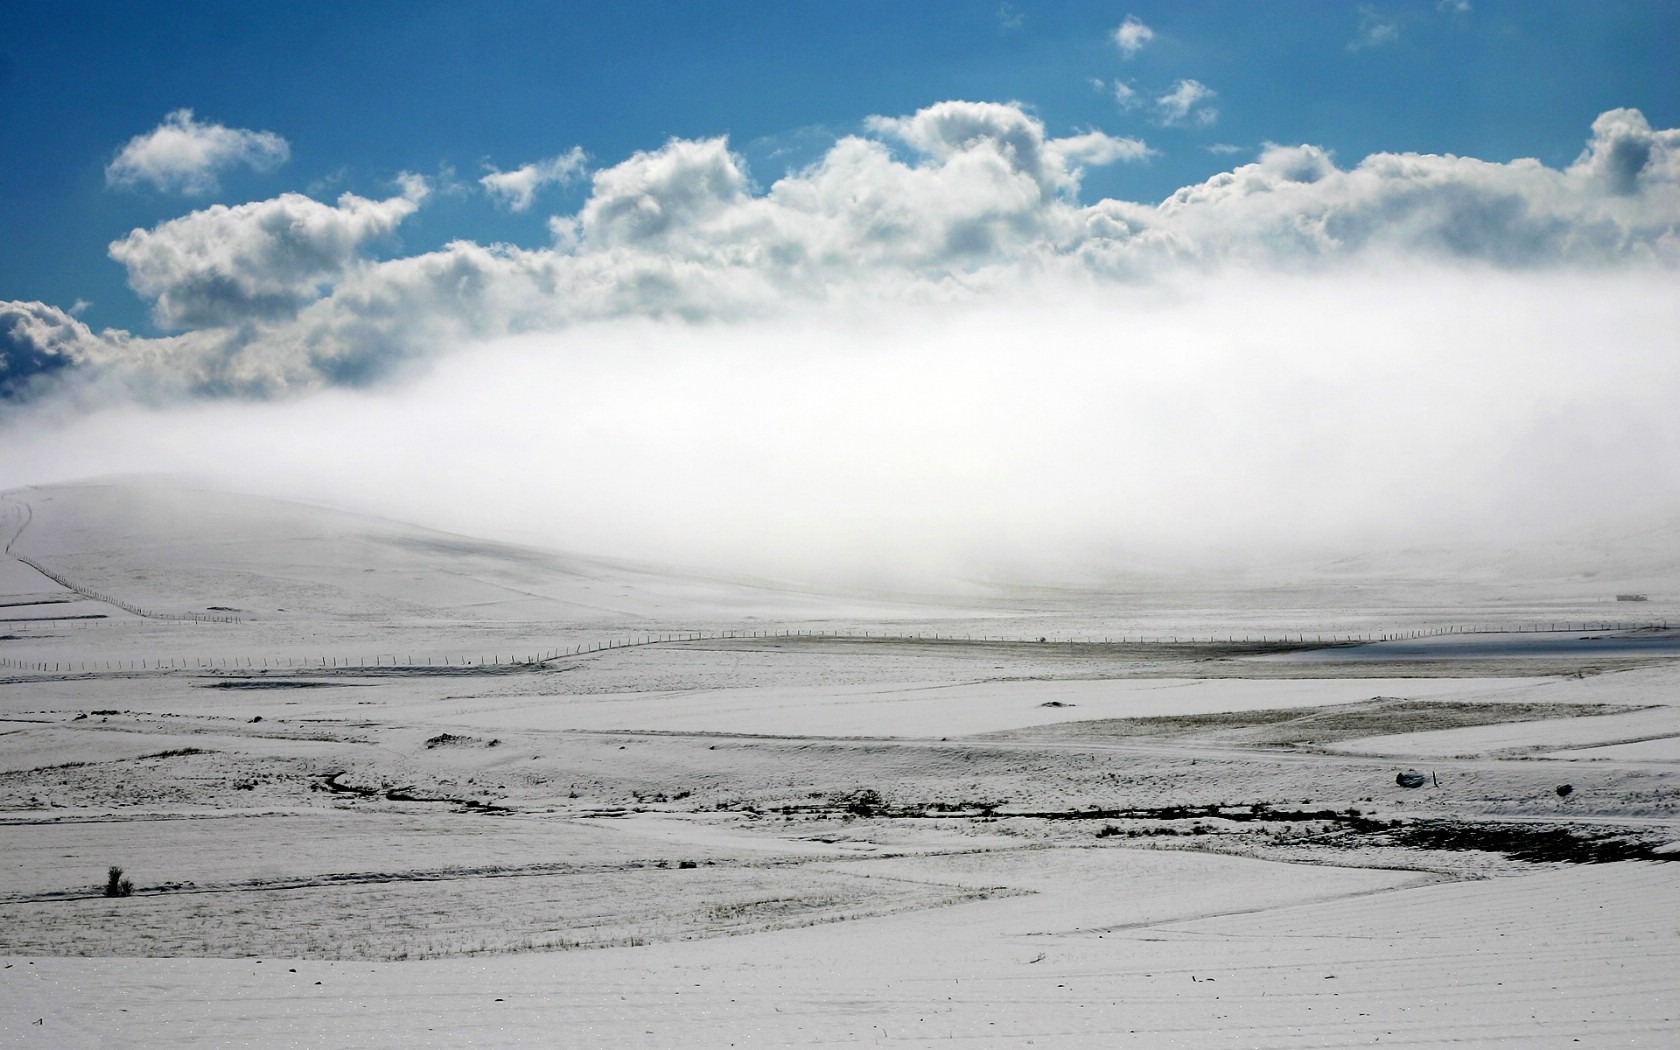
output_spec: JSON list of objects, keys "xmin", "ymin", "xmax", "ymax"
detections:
[
  {"xmin": 200, "ymin": 680, "xmax": 347, "ymax": 690},
  {"xmin": 1372, "ymin": 821, "xmax": 1677, "ymax": 864},
  {"xmin": 756, "ymin": 794, "xmax": 1391, "ymax": 826},
  {"xmin": 318, "ymin": 771, "xmax": 510, "ymax": 812},
  {"xmin": 736, "ymin": 792, "xmax": 1676, "ymax": 866},
  {"xmin": 1077, "ymin": 805, "xmax": 1675, "ymax": 864}
]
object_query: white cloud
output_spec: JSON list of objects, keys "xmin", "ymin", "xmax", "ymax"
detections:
[
  {"xmin": 1054, "ymin": 130, "xmax": 1155, "ymax": 169},
  {"xmin": 1569, "ymin": 108, "xmax": 1680, "ymax": 196},
  {"xmin": 10, "ymin": 103, "xmax": 1678, "ymax": 404},
  {"xmin": 0, "ymin": 301, "xmax": 126, "ymax": 396},
  {"xmin": 1112, "ymin": 80, "xmax": 1142, "ymax": 111},
  {"xmin": 1350, "ymin": 7, "xmax": 1401, "ymax": 50},
  {"xmin": 866, "ymin": 100, "xmax": 1149, "ymax": 198},
  {"xmin": 107, "ymin": 188, "xmax": 423, "ymax": 330},
  {"xmin": 1149, "ymin": 119, "xmax": 1680, "ymax": 269},
  {"xmin": 1112, "ymin": 15, "xmax": 1154, "ymax": 58},
  {"xmin": 395, "ymin": 172, "xmax": 434, "ymax": 203},
  {"xmin": 577, "ymin": 137, "xmax": 752, "ymax": 247},
  {"xmin": 480, "ymin": 148, "xmax": 589, "ymax": 211},
  {"xmin": 1155, "ymin": 79, "xmax": 1218, "ymax": 127},
  {"xmin": 1438, "ymin": 0, "xmax": 1471, "ymax": 13},
  {"xmin": 105, "ymin": 109, "xmax": 290, "ymax": 194}
]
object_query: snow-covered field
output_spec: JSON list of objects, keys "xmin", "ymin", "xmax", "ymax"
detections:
[{"xmin": 2, "ymin": 480, "xmax": 1677, "ymax": 1047}]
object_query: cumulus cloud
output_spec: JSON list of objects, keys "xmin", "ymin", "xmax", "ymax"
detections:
[
  {"xmin": 107, "ymin": 187, "xmax": 425, "ymax": 330},
  {"xmin": 480, "ymin": 147, "xmax": 588, "ymax": 211},
  {"xmin": 1112, "ymin": 15, "xmax": 1154, "ymax": 58},
  {"xmin": 1155, "ymin": 79, "xmax": 1218, "ymax": 127},
  {"xmin": 1153, "ymin": 117, "xmax": 1680, "ymax": 266},
  {"xmin": 105, "ymin": 109, "xmax": 290, "ymax": 194},
  {"xmin": 8, "ymin": 101, "xmax": 1679, "ymax": 405},
  {"xmin": 1569, "ymin": 108, "xmax": 1680, "ymax": 196},
  {"xmin": 575, "ymin": 137, "xmax": 753, "ymax": 247},
  {"xmin": 0, "ymin": 301, "xmax": 127, "ymax": 397},
  {"xmin": 1054, "ymin": 130, "xmax": 1155, "ymax": 169},
  {"xmin": 867, "ymin": 101, "xmax": 1150, "ymax": 196}
]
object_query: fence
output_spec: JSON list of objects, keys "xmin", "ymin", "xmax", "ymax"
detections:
[
  {"xmin": 9, "ymin": 553, "xmax": 241, "ymax": 625},
  {"xmin": 0, "ymin": 619, "xmax": 1669, "ymax": 676},
  {"xmin": 3, "ymin": 491, "xmax": 1668, "ymax": 675},
  {"xmin": 3, "ymin": 495, "xmax": 237, "ymax": 625}
]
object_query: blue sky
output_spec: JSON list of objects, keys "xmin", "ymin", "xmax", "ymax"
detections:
[
  {"xmin": 3, "ymin": 1, "xmax": 1675, "ymax": 336},
  {"xmin": 1, "ymin": 1, "xmax": 1676, "ymax": 579}
]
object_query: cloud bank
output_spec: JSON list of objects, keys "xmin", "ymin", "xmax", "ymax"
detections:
[
  {"xmin": 6, "ymin": 98, "xmax": 1673, "ymax": 401},
  {"xmin": 6, "ymin": 100, "xmax": 1675, "ymax": 401},
  {"xmin": 2, "ymin": 99, "xmax": 1677, "ymax": 582}
]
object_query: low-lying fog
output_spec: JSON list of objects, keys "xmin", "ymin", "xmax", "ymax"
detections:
[{"xmin": 3, "ymin": 265, "xmax": 1675, "ymax": 586}]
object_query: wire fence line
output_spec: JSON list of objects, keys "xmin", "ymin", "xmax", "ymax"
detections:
[
  {"xmin": 3, "ymin": 495, "xmax": 240, "ymax": 626},
  {"xmin": 2, "ymin": 492, "xmax": 1669, "ymax": 675},
  {"xmin": 9, "ymin": 553, "xmax": 241, "ymax": 625},
  {"xmin": 0, "ymin": 620, "xmax": 1670, "ymax": 676}
]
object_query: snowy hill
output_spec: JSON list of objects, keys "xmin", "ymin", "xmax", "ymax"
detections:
[
  {"xmin": 4, "ymin": 477, "xmax": 1674, "ymax": 640},
  {"xmin": 1, "ymin": 478, "xmax": 975, "ymax": 628}
]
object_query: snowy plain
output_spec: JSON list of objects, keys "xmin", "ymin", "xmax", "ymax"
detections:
[{"xmin": 1, "ymin": 479, "xmax": 1677, "ymax": 1048}]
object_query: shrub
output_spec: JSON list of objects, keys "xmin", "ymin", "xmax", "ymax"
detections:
[
  {"xmin": 836, "ymin": 788, "xmax": 885, "ymax": 817},
  {"xmin": 103, "ymin": 866, "xmax": 133, "ymax": 898}
]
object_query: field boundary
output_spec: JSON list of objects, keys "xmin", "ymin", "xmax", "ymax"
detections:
[
  {"xmin": 1, "ymin": 493, "xmax": 238, "ymax": 626},
  {"xmin": 0, "ymin": 621, "xmax": 1670, "ymax": 676}
]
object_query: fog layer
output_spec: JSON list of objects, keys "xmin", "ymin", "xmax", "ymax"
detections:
[{"xmin": 4, "ymin": 265, "xmax": 1674, "ymax": 586}]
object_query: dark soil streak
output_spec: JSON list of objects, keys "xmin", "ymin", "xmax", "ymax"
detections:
[{"xmin": 318, "ymin": 772, "xmax": 510, "ymax": 813}]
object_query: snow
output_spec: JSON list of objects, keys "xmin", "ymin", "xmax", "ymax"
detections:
[
  {"xmin": 2, "ymin": 479, "xmax": 1677, "ymax": 1047},
  {"xmin": 410, "ymin": 675, "xmax": 1550, "ymax": 739},
  {"xmin": 4, "ymin": 862, "xmax": 1673, "ymax": 1048},
  {"xmin": 1546, "ymin": 736, "xmax": 1680, "ymax": 761}
]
